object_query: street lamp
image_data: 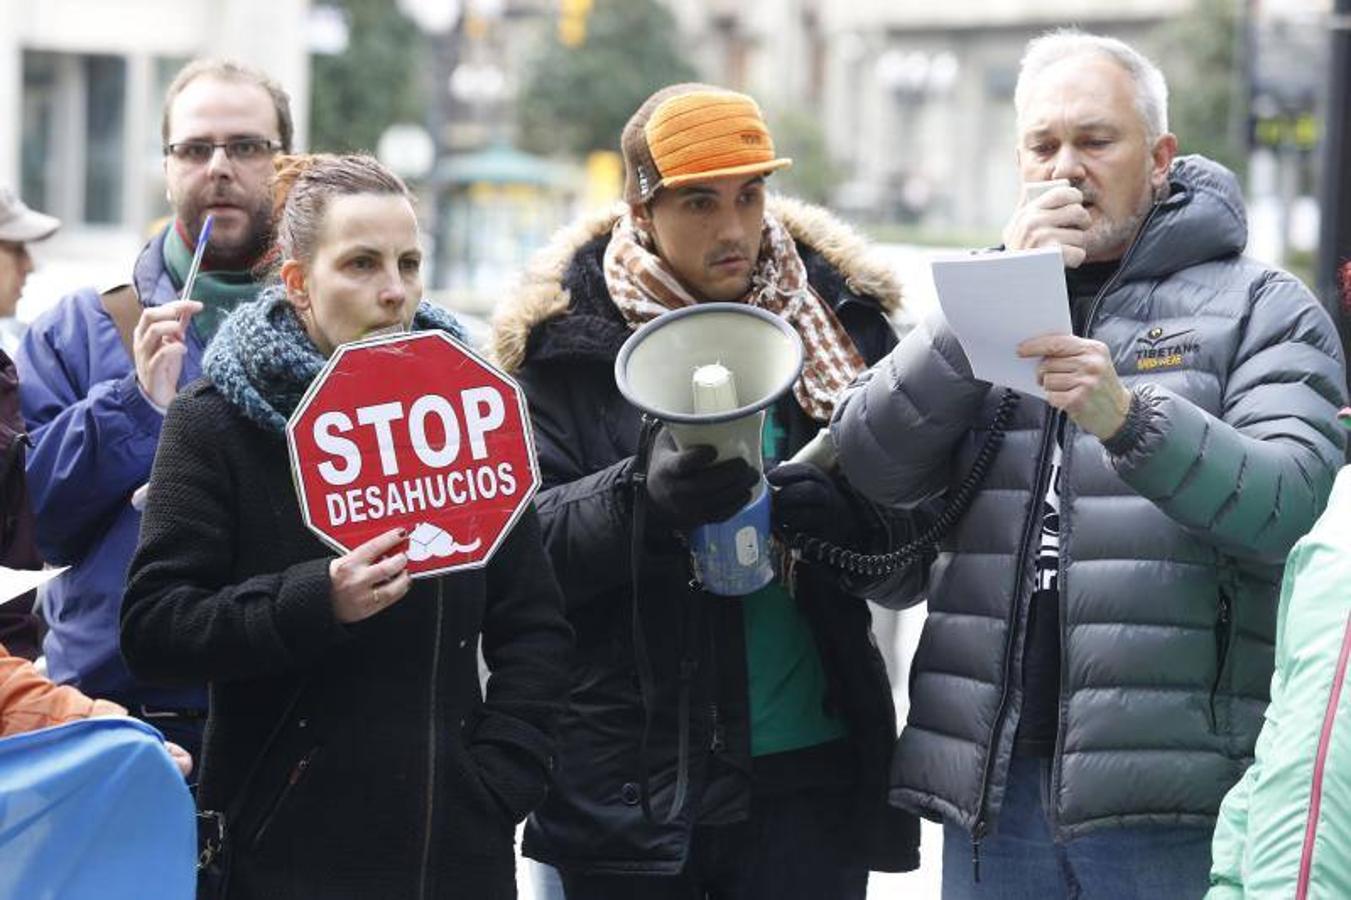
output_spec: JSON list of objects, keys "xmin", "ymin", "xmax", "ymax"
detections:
[
  {"xmin": 397, "ymin": 0, "xmax": 462, "ymax": 34},
  {"xmin": 377, "ymin": 124, "xmax": 437, "ymax": 181},
  {"xmin": 1317, "ymin": 0, "xmax": 1351, "ymax": 393},
  {"xmin": 396, "ymin": 0, "xmax": 466, "ymax": 288}
]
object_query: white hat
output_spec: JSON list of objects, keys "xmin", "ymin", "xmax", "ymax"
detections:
[{"xmin": 0, "ymin": 186, "xmax": 60, "ymax": 243}]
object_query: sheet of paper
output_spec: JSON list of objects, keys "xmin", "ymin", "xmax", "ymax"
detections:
[
  {"xmin": 929, "ymin": 246, "xmax": 1072, "ymax": 396},
  {"xmin": 0, "ymin": 566, "xmax": 69, "ymax": 606}
]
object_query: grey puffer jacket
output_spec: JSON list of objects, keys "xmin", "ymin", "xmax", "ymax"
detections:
[{"xmin": 831, "ymin": 155, "xmax": 1348, "ymax": 845}]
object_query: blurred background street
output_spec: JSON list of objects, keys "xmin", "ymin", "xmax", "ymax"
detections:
[{"xmin": 3, "ymin": 0, "xmax": 1344, "ymax": 329}]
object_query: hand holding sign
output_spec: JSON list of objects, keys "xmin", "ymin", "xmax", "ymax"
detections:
[{"xmin": 329, "ymin": 527, "xmax": 411, "ymax": 623}]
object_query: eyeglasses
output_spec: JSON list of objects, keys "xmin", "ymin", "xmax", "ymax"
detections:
[{"xmin": 163, "ymin": 138, "xmax": 282, "ymax": 165}]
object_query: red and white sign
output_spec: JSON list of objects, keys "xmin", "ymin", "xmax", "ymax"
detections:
[{"xmin": 286, "ymin": 331, "xmax": 540, "ymax": 578}]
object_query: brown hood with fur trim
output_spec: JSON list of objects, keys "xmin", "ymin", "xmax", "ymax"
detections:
[{"xmin": 490, "ymin": 196, "xmax": 903, "ymax": 373}]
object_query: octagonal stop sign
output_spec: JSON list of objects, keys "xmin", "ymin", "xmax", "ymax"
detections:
[{"xmin": 286, "ymin": 330, "xmax": 540, "ymax": 578}]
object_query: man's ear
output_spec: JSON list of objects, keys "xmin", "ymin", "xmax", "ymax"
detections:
[
  {"xmin": 280, "ymin": 259, "xmax": 308, "ymax": 309},
  {"xmin": 629, "ymin": 201, "xmax": 651, "ymax": 229},
  {"xmin": 1150, "ymin": 132, "xmax": 1179, "ymax": 192}
]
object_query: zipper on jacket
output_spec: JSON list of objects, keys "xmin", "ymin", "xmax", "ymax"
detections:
[
  {"xmin": 249, "ymin": 745, "xmax": 320, "ymax": 851},
  {"xmin": 969, "ymin": 408, "xmax": 1058, "ymax": 880},
  {"xmin": 1209, "ymin": 591, "xmax": 1233, "ymax": 731},
  {"xmin": 418, "ymin": 582, "xmax": 446, "ymax": 900},
  {"xmin": 1080, "ymin": 202, "xmax": 1163, "ymax": 337},
  {"xmin": 1296, "ymin": 612, "xmax": 1351, "ymax": 900},
  {"xmin": 1045, "ymin": 199, "xmax": 1164, "ymax": 838},
  {"xmin": 709, "ymin": 703, "xmax": 725, "ymax": 753}
]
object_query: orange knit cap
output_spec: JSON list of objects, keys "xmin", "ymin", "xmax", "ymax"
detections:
[{"xmin": 621, "ymin": 83, "xmax": 792, "ymax": 204}]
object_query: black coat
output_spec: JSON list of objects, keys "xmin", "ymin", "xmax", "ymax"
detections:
[
  {"xmin": 0, "ymin": 348, "xmax": 42, "ymax": 659},
  {"xmin": 121, "ymin": 381, "xmax": 573, "ymax": 899},
  {"xmin": 496, "ymin": 200, "xmax": 921, "ymax": 876}
]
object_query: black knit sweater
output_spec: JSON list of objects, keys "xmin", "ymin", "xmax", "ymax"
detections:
[{"xmin": 121, "ymin": 380, "xmax": 573, "ymax": 899}]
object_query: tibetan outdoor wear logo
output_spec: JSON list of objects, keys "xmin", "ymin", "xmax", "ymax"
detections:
[{"xmin": 1135, "ymin": 326, "xmax": 1199, "ymax": 372}]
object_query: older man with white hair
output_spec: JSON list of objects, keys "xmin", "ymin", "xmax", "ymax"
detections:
[{"xmin": 831, "ymin": 28, "xmax": 1347, "ymax": 898}]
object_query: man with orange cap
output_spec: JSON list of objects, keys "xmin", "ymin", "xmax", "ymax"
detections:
[{"xmin": 492, "ymin": 84, "xmax": 920, "ymax": 898}]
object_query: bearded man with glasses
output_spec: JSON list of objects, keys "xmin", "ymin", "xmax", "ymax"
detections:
[{"xmin": 14, "ymin": 58, "xmax": 292, "ymax": 767}]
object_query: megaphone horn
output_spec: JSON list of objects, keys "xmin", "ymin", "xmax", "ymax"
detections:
[{"xmin": 616, "ymin": 303, "xmax": 804, "ymax": 466}]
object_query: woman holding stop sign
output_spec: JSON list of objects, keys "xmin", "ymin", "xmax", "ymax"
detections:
[{"xmin": 121, "ymin": 153, "xmax": 573, "ymax": 899}]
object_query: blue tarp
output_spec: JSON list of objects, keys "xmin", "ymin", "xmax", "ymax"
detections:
[{"xmin": 0, "ymin": 718, "xmax": 195, "ymax": 899}]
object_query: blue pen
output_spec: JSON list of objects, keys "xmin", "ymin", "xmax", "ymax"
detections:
[
  {"xmin": 180, "ymin": 213, "xmax": 214, "ymax": 303},
  {"xmin": 175, "ymin": 213, "xmax": 213, "ymax": 333}
]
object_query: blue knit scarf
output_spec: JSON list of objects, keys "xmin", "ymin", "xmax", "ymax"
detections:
[{"xmin": 203, "ymin": 285, "xmax": 469, "ymax": 435}]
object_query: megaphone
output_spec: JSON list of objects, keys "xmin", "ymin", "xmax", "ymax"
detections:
[{"xmin": 616, "ymin": 303, "xmax": 804, "ymax": 596}]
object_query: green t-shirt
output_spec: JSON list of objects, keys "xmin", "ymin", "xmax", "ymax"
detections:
[
  {"xmin": 743, "ymin": 581, "xmax": 847, "ymax": 756},
  {"xmin": 743, "ymin": 406, "xmax": 847, "ymax": 757}
]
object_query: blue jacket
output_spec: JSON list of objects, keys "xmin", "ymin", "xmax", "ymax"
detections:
[{"xmin": 16, "ymin": 228, "xmax": 207, "ymax": 707}]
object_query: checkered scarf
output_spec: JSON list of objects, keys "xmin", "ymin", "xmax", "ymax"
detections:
[{"xmin": 604, "ymin": 211, "xmax": 866, "ymax": 422}]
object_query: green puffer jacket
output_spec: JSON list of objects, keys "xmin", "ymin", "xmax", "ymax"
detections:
[{"xmin": 1208, "ymin": 465, "xmax": 1351, "ymax": 900}]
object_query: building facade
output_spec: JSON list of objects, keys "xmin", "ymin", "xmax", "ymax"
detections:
[
  {"xmin": 667, "ymin": 0, "xmax": 1194, "ymax": 238},
  {"xmin": 0, "ymin": 0, "xmax": 311, "ymax": 317}
]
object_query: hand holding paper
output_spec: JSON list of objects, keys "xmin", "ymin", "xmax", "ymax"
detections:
[{"xmin": 1018, "ymin": 334, "xmax": 1131, "ymax": 440}]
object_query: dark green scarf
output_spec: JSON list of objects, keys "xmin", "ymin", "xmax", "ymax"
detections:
[{"xmin": 162, "ymin": 223, "xmax": 261, "ymax": 342}]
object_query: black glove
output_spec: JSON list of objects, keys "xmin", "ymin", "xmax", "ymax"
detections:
[
  {"xmin": 645, "ymin": 428, "xmax": 759, "ymax": 531},
  {"xmin": 766, "ymin": 461, "xmax": 860, "ymax": 546}
]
